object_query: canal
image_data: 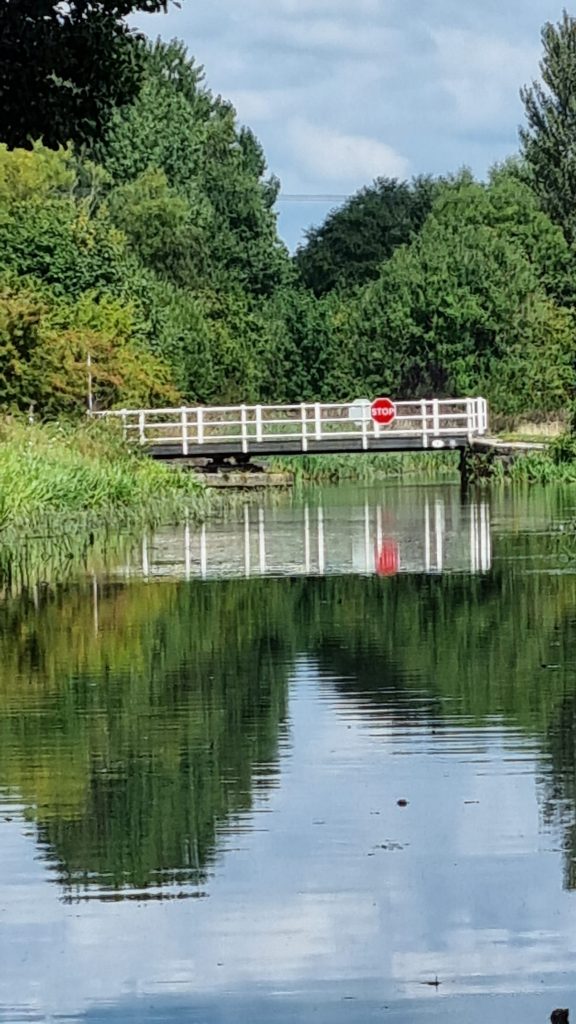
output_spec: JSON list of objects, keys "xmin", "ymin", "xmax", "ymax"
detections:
[{"xmin": 0, "ymin": 482, "xmax": 575, "ymax": 1024}]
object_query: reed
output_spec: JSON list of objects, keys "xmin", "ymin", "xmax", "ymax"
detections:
[
  {"xmin": 0, "ymin": 417, "xmax": 208, "ymax": 536},
  {"xmin": 268, "ymin": 451, "xmax": 460, "ymax": 483}
]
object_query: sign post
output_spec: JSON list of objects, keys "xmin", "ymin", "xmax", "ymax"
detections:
[{"xmin": 370, "ymin": 397, "xmax": 396, "ymax": 426}]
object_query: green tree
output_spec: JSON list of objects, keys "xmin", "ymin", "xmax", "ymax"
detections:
[
  {"xmin": 520, "ymin": 10, "xmax": 576, "ymax": 242},
  {"xmin": 293, "ymin": 176, "xmax": 441, "ymax": 297},
  {"xmin": 99, "ymin": 40, "xmax": 288, "ymax": 298},
  {"xmin": 348, "ymin": 177, "xmax": 575, "ymax": 413},
  {"xmin": 0, "ymin": 1, "xmax": 175, "ymax": 151}
]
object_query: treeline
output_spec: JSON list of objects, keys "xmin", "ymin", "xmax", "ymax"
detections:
[{"xmin": 1, "ymin": 3, "xmax": 576, "ymax": 417}]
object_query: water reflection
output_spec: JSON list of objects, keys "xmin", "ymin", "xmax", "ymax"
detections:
[
  {"xmin": 121, "ymin": 488, "xmax": 492, "ymax": 581},
  {"xmin": 0, "ymin": 485, "xmax": 576, "ymax": 1024}
]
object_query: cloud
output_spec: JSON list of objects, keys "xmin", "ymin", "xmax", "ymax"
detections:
[
  {"xmin": 432, "ymin": 29, "xmax": 540, "ymax": 131},
  {"xmin": 132, "ymin": 0, "xmax": 564, "ymax": 246},
  {"xmin": 289, "ymin": 118, "xmax": 410, "ymax": 184}
]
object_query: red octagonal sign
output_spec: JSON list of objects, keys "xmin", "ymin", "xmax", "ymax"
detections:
[{"xmin": 371, "ymin": 397, "xmax": 396, "ymax": 425}]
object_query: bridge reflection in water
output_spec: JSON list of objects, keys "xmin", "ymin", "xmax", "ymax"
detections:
[{"xmin": 118, "ymin": 489, "xmax": 491, "ymax": 581}]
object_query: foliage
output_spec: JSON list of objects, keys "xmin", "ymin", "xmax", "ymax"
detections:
[
  {"xmin": 345, "ymin": 176, "xmax": 575, "ymax": 414},
  {"xmin": 520, "ymin": 11, "xmax": 576, "ymax": 243},
  {"xmin": 0, "ymin": 1, "xmax": 175, "ymax": 151},
  {"xmin": 294, "ymin": 175, "xmax": 441, "ymax": 296},
  {"xmin": 0, "ymin": 417, "xmax": 207, "ymax": 535},
  {"xmin": 0, "ymin": 16, "xmax": 574, "ymax": 426},
  {"xmin": 98, "ymin": 40, "xmax": 288, "ymax": 299},
  {"xmin": 269, "ymin": 452, "xmax": 459, "ymax": 483}
]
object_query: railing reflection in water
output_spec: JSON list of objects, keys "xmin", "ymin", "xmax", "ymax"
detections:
[{"xmin": 120, "ymin": 491, "xmax": 491, "ymax": 582}]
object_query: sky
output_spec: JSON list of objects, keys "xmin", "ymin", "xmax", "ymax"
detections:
[{"xmin": 133, "ymin": 0, "xmax": 564, "ymax": 250}]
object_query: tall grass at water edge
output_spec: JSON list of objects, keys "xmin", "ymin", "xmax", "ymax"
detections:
[
  {"xmin": 0, "ymin": 418, "xmax": 208, "ymax": 536},
  {"xmin": 268, "ymin": 451, "xmax": 460, "ymax": 483},
  {"xmin": 462, "ymin": 434, "xmax": 576, "ymax": 485}
]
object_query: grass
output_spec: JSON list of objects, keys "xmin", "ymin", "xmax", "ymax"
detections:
[
  {"xmin": 466, "ymin": 433, "xmax": 576, "ymax": 485},
  {"xmin": 268, "ymin": 451, "xmax": 460, "ymax": 483},
  {"xmin": 0, "ymin": 417, "xmax": 208, "ymax": 538}
]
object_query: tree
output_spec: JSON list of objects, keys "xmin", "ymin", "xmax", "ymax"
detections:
[
  {"xmin": 293, "ymin": 176, "xmax": 441, "ymax": 297},
  {"xmin": 99, "ymin": 40, "xmax": 289, "ymax": 298},
  {"xmin": 0, "ymin": 1, "xmax": 174, "ymax": 150},
  {"xmin": 347, "ymin": 178, "xmax": 575, "ymax": 414},
  {"xmin": 520, "ymin": 10, "xmax": 576, "ymax": 242}
]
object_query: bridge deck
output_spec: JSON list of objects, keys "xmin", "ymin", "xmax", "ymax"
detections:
[{"xmin": 93, "ymin": 398, "xmax": 488, "ymax": 460}]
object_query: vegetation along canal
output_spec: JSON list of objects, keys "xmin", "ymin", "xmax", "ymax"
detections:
[{"xmin": 0, "ymin": 482, "xmax": 576, "ymax": 1023}]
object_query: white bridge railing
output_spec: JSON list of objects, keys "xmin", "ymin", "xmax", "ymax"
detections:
[{"xmin": 93, "ymin": 397, "xmax": 488, "ymax": 453}]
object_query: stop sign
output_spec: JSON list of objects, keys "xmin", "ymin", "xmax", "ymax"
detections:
[{"xmin": 371, "ymin": 397, "xmax": 396, "ymax": 425}]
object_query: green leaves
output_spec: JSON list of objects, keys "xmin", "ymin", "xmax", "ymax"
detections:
[
  {"xmin": 0, "ymin": 1, "xmax": 167, "ymax": 150},
  {"xmin": 345, "ymin": 175, "xmax": 575, "ymax": 414},
  {"xmin": 521, "ymin": 11, "xmax": 576, "ymax": 243},
  {"xmin": 294, "ymin": 176, "xmax": 442, "ymax": 296}
]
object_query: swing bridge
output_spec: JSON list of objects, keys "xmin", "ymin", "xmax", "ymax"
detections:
[{"xmin": 93, "ymin": 397, "xmax": 489, "ymax": 460}]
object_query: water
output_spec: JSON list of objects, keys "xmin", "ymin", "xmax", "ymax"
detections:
[{"xmin": 1, "ymin": 483, "xmax": 576, "ymax": 1024}]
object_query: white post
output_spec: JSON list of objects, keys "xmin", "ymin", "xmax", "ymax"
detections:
[
  {"xmin": 432, "ymin": 399, "xmax": 440, "ymax": 438},
  {"xmin": 314, "ymin": 402, "xmax": 322, "ymax": 441},
  {"xmin": 361, "ymin": 407, "xmax": 369, "ymax": 450},
  {"xmin": 466, "ymin": 398, "xmax": 474, "ymax": 441},
  {"xmin": 301, "ymin": 403, "xmax": 308, "ymax": 452},
  {"xmin": 421, "ymin": 399, "xmax": 429, "ymax": 448},
  {"xmin": 480, "ymin": 398, "xmax": 488, "ymax": 435},
  {"xmin": 255, "ymin": 405, "xmax": 263, "ymax": 443},
  {"xmin": 121, "ymin": 409, "xmax": 128, "ymax": 439},
  {"xmin": 181, "ymin": 407, "xmax": 189, "ymax": 456},
  {"xmin": 197, "ymin": 408, "xmax": 204, "ymax": 445},
  {"xmin": 138, "ymin": 410, "xmax": 145, "ymax": 445},
  {"xmin": 241, "ymin": 405, "xmax": 248, "ymax": 454}
]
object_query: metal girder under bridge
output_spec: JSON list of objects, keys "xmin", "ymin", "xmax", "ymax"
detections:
[{"xmin": 92, "ymin": 398, "xmax": 488, "ymax": 460}]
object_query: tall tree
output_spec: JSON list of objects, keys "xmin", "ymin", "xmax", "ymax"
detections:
[
  {"xmin": 100, "ymin": 40, "xmax": 288, "ymax": 297},
  {"xmin": 520, "ymin": 10, "xmax": 576, "ymax": 242},
  {"xmin": 0, "ymin": 1, "xmax": 173, "ymax": 150},
  {"xmin": 293, "ymin": 176, "xmax": 441, "ymax": 297}
]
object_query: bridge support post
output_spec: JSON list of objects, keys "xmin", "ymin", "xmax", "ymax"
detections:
[{"xmin": 459, "ymin": 447, "xmax": 472, "ymax": 489}]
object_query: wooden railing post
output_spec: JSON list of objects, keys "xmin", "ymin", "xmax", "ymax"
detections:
[
  {"xmin": 181, "ymin": 407, "xmax": 189, "ymax": 456},
  {"xmin": 255, "ymin": 405, "xmax": 263, "ymax": 443},
  {"xmin": 138, "ymin": 410, "xmax": 145, "ymax": 445},
  {"xmin": 197, "ymin": 407, "xmax": 204, "ymax": 445},
  {"xmin": 301, "ymin": 403, "xmax": 308, "ymax": 452}
]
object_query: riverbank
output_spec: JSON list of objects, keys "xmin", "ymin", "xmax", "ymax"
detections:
[
  {"xmin": 268, "ymin": 451, "xmax": 460, "ymax": 482},
  {"xmin": 269, "ymin": 440, "xmax": 576, "ymax": 485},
  {"xmin": 0, "ymin": 418, "xmax": 208, "ymax": 538}
]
